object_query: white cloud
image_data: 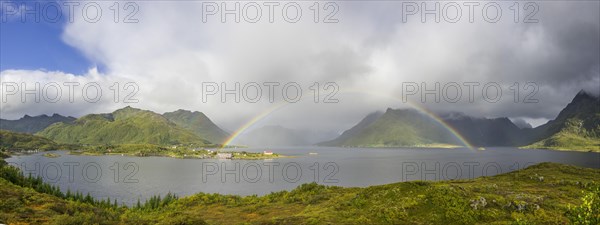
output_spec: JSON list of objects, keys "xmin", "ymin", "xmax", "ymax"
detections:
[{"xmin": 1, "ymin": 1, "xmax": 599, "ymax": 134}]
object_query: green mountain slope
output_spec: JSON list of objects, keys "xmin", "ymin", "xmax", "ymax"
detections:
[
  {"xmin": 0, "ymin": 114, "xmax": 75, "ymax": 133},
  {"xmin": 163, "ymin": 109, "xmax": 229, "ymax": 144},
  {"xmin": 37, "ymin": 107, "xmax": 211, "ymax": 146},
  {"xmin": 321, "ymin": 108, "xmax": 460, "ymax": 147},
  {"xmin": 524, "ymin": 91, "xmax": 600, "ymax": 152},
  {"xmin": 320, "ymin": 109, "xmax": 531, "ymax": 148},
  {"xmin": 0, "ymin": 130, "xmax": 66, "ymax": 151}
]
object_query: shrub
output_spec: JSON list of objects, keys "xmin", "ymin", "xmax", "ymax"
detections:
[{"xmin": 566, "ymin": 184, "xmax": 600, "ymax": 225}]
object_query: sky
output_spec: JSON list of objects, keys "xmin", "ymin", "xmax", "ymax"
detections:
[{"xmin": 1, "ymin": 0, "xmax": 599, "ymax": 137}]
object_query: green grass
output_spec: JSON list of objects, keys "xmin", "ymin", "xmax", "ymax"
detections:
[
  {"xmin": 1, "ymin": 160, "xmax": 598, "ymax": 224},
  {"xmin": 523, "ymin": 132, "xmax": 600, "ymax": 152},
  {"xmin": 0, "ymin": 163, "xmax": 126, "ymax": 224}
]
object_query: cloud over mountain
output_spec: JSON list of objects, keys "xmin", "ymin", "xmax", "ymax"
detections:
[{"xmin": 1, "ymin": 1, "xmax": 598, "ymax": 138}]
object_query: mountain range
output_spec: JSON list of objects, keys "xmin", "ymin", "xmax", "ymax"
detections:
[
  {"xmin": 0, "ymin": 107, "xmax": 231, "ymax": 146},
  {"xmin": 0, "ymin": 107, "xmax": 229, "ymax": 144},
  {"xmin": 0, "ymin": 114, "xmax": 75, "ymax": 133},
  {"xmin": 443, "ymin": 113, "xmax": 530, "ymax": 146},
  {"xmin": 36, "ymin": 107, "xmax": 213, "ymax": 146},
  {"xmin": 0, "ymin": 91, "xmax": 597, "ymax": 151},
  {"xmin": 321, "ymin": 91, "xmax": 600, "ymax": 151}
]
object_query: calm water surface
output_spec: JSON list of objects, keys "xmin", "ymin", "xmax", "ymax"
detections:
[{"xmin": 6, "ymin": 147, "xmax": 600, "ymax": 205}]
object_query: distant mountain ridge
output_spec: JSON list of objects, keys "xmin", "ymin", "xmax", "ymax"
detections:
[
  {"xmin": 444, "ymin": 115, "xmax": 530, "ymax": 146},
  {"xmin": 0, "ymin": 114, "xmax": 75, "ymax": 133}
]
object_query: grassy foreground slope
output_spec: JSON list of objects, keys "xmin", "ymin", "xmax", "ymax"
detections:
[
  {"xmin": 1, "ymin": 161, "xmax": 598, "ymax": 224},
  {"xmin": 0, "ymin": 178, "xmax": 123, "ymax": 224}
]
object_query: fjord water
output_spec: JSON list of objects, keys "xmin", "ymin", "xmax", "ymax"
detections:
[{"xmin": 6, "ymin": 147, "xmax": 600, "ymax": 205}]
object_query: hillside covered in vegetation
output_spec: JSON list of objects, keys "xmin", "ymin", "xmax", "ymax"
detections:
[
  {"xmin": 0, "ymin": 130, "xmax": 71, "ymax": 151},
  {"xmin": 36, "ymin": 107, "xmax": 212, "ymax": 146},
  {"xmin": 321, "ymin": 91, "xmax": 600, "ymax": 152},
  {"xmin": 320, "ymin": 108, "xmax": 460, "ymax": 147},
  {"xmin": 163, "ymin": 109, "xmax": 230, "ymax": 144},
  {"xmin": 523, "ymin": 91, "xmax": 600, "ymax": 152}
]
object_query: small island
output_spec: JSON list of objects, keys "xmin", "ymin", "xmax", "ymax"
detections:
[{"xmin": 42, "ymin": 152, "xmax": 60, "ymax": 158}]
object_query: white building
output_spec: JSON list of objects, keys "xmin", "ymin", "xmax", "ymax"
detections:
[{"xmin": 217, "ymin": 153, "xmax": 233, "ymax": 159}]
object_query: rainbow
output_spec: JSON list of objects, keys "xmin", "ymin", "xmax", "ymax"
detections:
[
  {"xmin": 219, "ymin": 90, "xmax": 475, "ymax": 150},
  {"xmin": 401, "ymin": 102, "xmax": 476, "ymax": 150},
  {"xmin": 219, "ymin": 102, "xmax": 288, "ymax": 149}
]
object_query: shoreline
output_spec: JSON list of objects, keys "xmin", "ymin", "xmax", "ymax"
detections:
[
  {"xmin": 321, "ymin": 145, "xmax": 600, "ymax": 153},
  {"xmin": 1, "ymin": 160, "xmax": 598, "ymax": 224},
  {"xmin": 7, "ymin": 149, "xmax": 292, "ymax": 160},
  {"xmin": 320, "ymin": 144, "xmax": 464, "ymax": 149},
  {"xmin": 519, "ymin": 146, "xmax": 600, "ymax": 153}
]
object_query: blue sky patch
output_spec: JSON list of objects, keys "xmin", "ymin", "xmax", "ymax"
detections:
[{"xmin": 1, "ymin": 0, "xmax": 92, "ymax": 74}]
